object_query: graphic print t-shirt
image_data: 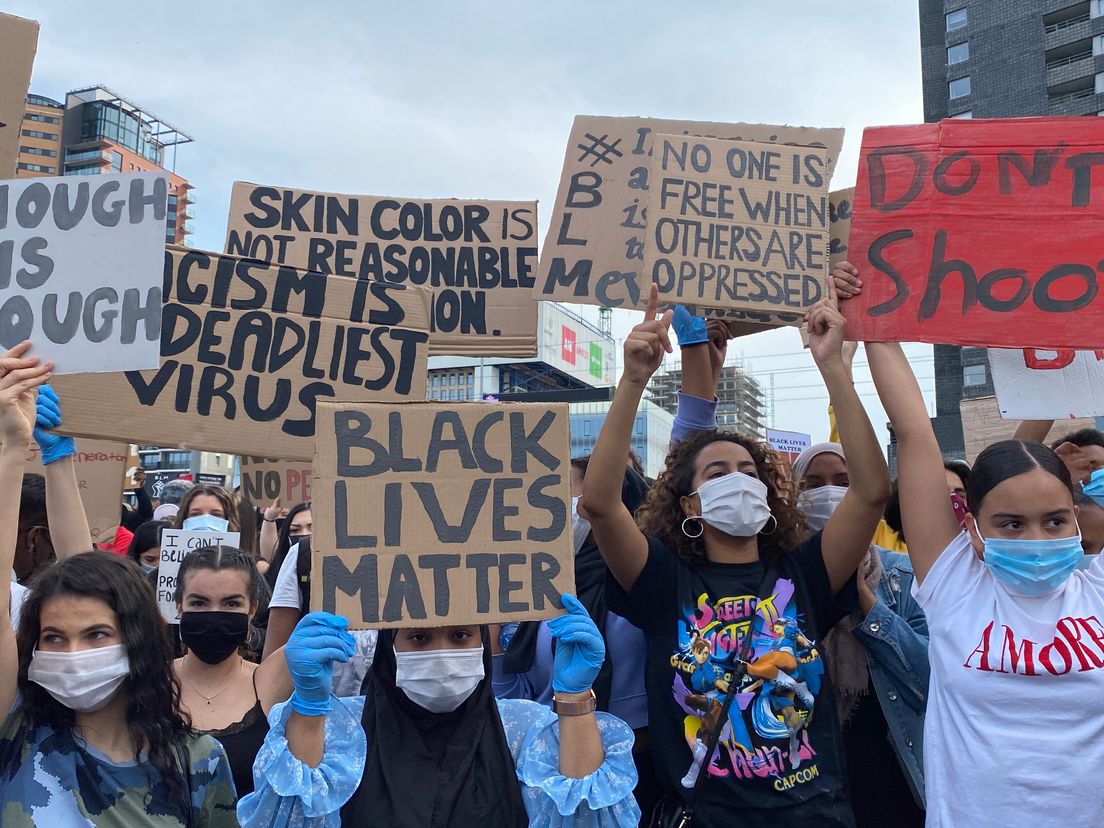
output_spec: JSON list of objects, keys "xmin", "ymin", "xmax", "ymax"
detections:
[
  {"xmin": 608, "ymin": 534, "xmax": 855, "ymax": 828},
  {"xmin": 915, "ymin": 533, "xmax": 1104, "ymax": 828}
]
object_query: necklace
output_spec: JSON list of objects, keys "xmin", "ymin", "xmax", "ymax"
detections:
[{"xmin": 180, "ymin": 656, "xmax": 243, "ymax": 705}]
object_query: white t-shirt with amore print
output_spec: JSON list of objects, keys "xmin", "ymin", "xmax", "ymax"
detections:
[{"xmin": 914, "ymin": 532, "xmax": 1104, "ymax": 827}]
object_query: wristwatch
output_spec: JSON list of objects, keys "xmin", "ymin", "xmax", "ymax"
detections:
[{"xmin": 552, "ymin": 689, "xmax": 596, "ymax": 716}]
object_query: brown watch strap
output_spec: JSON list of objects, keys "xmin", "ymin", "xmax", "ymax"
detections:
[{"xmin": 552, "ymin": 689, "xmax": 596, "ymax": 716}]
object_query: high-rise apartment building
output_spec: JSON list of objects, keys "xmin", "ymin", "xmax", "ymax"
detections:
[
  {"xmin": 917, "ymin": 0, "xmax": 1104, "ymax": 457},
  {"xmin": 14, "ymin": 85, "xmax": 194, "ymax": 246}
]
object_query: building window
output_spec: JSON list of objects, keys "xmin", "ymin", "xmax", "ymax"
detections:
[
  {"xmin": 946, "ymin": 8, "xmax": 967, "ymax": 31},
  {"xmin": 20, "ymin": 146, "xmax": 57, "ymax": 157},
  {"xmin": 25, "ymin": 113, "xmax": 60, "ymax": 124},
  {"xmin": 20, "ymin": 129, "xmax": 57, "ymax": 141},
  {"xmin": 963, "ymin": 363, "xmax": 987, "ymax": 387},
  {"xmin": 111, "ymin": 151, "xmax": 123, "ymax": 173},
  {"xmin": 16, "ymin": 162, "xmax": 54, "ymax": 173},
  {"xmin": 951, "ymin": 110, "xmax": 974, "ymax": 118},
  {"xmin": 583, "ymin": 420, "xmax": 591, "ymax": 437},
  {"xmin": 947, "ymin": 42, "xmax": 969, "ymax": 64},
  {"xmin": 949, "ymin": 76, "xmax": 971, "ymax": 99}
]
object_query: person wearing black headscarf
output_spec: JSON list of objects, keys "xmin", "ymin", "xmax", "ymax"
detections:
[{"xmin": 237, "ymin": 607, "xmax": 643, "ymax": 827}]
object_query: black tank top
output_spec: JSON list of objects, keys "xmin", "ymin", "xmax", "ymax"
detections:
[{"xmin": 204, "ymin": 671, "xmax": 270, "ymax": 797}]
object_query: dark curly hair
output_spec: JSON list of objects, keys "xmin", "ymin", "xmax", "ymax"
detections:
[
  {"xmin": 637, "ymin": 430, "xmax": 806, "ymax": 563},
  {"xmin": 17, "ymin": 552, "xmax": 192, "ymax": 814}
]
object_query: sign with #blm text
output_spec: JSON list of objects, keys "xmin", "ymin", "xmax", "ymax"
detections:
[
  {"xmin": 52, "ymin": 246, "xmax": 433, "ymax": 460},
  {"xmin": 644, "ymin": 134, "xmax": 829, "ymax": 316},
  {"xmin": 989, "ymin": 347, "xmax": 1104, "ymax": 419},
  {"xmin": 312, "ymin": 401, "xmax": 574, "ymax": 629},
  {"xmin": 1, "ymin": 172, "xmax": 168, "ymax": 373},
  {"xmin": 224, "ymin": 182, "xmax": 539, "ymax": 357},
  {"xmin": 157, "ymin": 529, "xmax": 241, "ymax": 623},
  {"xmin": 844, "ymin": 118, "xmax": 1104, "ymax": 350},
  {"xmin": 536, "ymin": 115, "xmax": 843, "ymax": 312},
  {"xmin": 0, "ymin": 13, "xmax": 38, "ymax": 177}
]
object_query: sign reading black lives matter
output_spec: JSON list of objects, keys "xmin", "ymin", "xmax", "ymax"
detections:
[
  {"xmin": 224, "ymin": 182, "xmax": 539, "ymax": 357},
  {"xmin": 0, "ymin": 172, "xmax": 168, "ymax": 372},
  {"xmin": 645, "ymin": 134, "xmax": 829, "ymax": 316},
  {"xmin": 53, "ymin": 247, "xmax": 433, "ymax": 461},
  {"xmin": 536, "ymin": 115, "xmax": 843, "ymax": 314},
  {"xmin": 312, "ymin": 401, "xmax": 574, "ymax": 629}
]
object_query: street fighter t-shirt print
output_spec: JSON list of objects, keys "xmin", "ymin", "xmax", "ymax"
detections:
[{"xmin": 609, "ymin": 534, "xmax": 855, "ymax": 827}]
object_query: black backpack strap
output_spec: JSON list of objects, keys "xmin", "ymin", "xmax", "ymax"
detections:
[{"xmin": 296, "ymin": 536, "xmax": 312, "ymax": 617}]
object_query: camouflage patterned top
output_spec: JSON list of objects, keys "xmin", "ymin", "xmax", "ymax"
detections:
[{"xmin": 0, "ymin": 704, "xmax": 239, "ymax": 826}]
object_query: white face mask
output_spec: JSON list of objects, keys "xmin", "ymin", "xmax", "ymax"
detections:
[
  {"xmin": 690, "ymin": 471, "xmax": 772, "ymax": 538},
  {"xmin": 571, "ymin": 496, "xmax": 592, "ymax": 554},
  {"xmin": 394, "ymin": 646, "xmax": 485, "ymax": 713},
  {"xmin": 28, "ymin": 644, "xmax": 130, "ymax": 713},
  {"xmin": 182, "ymin": 514, "xmax": 230, "ymax": 533},
  {"xmin": 798, "ymin": 485, "xmax": 848, "ymax": 532}
]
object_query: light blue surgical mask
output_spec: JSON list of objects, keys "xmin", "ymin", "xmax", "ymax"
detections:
[
  {"xmin": 974, "ymin": 519, "xmax": 1084, "ymax": 596},
  {"xmin": 1083, "ymin": 468, "xmax": 1104, "ymax": 508},
  {"xmin": 140, "ymin": 563, "xmax": 157, "ymax": 576},
  {"xmin": 182, "ymin": 514, "xmax": 230, "ymax": 533}
]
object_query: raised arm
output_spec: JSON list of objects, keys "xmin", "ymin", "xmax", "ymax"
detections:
[
  {"xmin": 866, "ymin": 342, "xmax": 960, "ymax": 582},
  {"xmin": 583, "ymin": 285, "xmax": 672, "ymax": 591},
  {"xmin": 33, "ymin": 386, "xmax": 92, "ymax": 558},
  {"xmin": 809, "ymin": 291, "xmax": 892, "ymax": 592},
  {"xmin": 0, "ymin": 343, "xmax": 54, "ymax": 717},
  {"xmin": 259, "ymin": 499, "xmax": 281, "ymax": 562}
]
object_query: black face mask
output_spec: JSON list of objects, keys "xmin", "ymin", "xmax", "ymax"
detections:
[
  {"xmin": 180, "ymin": 611, "xmax": 249, "ymax": 665},
  {"xmin": 274, "ymin": 517, "xmax": 287, "ymax": 533}
]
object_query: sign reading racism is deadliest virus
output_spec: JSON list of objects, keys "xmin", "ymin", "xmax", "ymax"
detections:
[
  {"xmin": 536, "ymin": 115, "xmax": 843, "ymax": 312},
  {"xmin": 844, "ymin": 118, "xmax": 1104, "ymax": 350},
  {"xmin": 224, "ymin": 182, "xmax": 539, "ymax": 357},
  {"xmin": 53, "ymin": 247, "xmax": 432, "ymax": 460},
  {"xmin": 311, "ymin": 402, "xmax": 574, "ymax": 629},
  {"xmin": 0, "ymin": 172, "xmax": 168, "ymax": 373},
  {"xmin": 644, "ymin": 134, "xmax": 829, "ymax": 316}
]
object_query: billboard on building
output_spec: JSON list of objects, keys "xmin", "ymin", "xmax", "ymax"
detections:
[{"xmin": 541, "ymin": 304, "xmax": 614, "ymax": 386}]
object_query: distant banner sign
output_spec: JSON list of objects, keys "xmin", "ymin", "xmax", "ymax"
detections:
[
  {"xmin": 645, "ymin": 134, "xmax": 829, "ymax": 315},
  {"xmin": 195, "ymin": 473, "xmax": 226, "ymax": 487},
  {"xmin": 844, "ymin": 119, "xmax": 1104, "ymax": 349},
  {"xmin": 0, "ymin": 172, "xmax": 168, "ymax": 373},
  {"xmin": 53, "ymin": 247, "xmax": 432, "ymax": 460},
  {"xmin": 536, "ymin": 115, "xmax": 843, "ymax": 312},
  {"xmin": 224, "ymin": 182, "xmax": 538, "ymax": 357},
  {"xmin": 239, "ymin": 457, "xmax": 313, "ymax": 505},
  {"xmin": 312, "ymin": 401, "xmax": 574, "ymax": 628},
  {"xmin": 0, "ymin": 13, "xmax": 38, "ymax": 177},
  {"xmin": 767, "ymin": 428, "xmax": 812, "ymax": 455},
  {"xmin": 144, "ymin": 470, "xmax": 185, "ymax": 500},
  {"xmin": 157, "ymin": 528, "xmax": 241, "ymax": 623},
  {"xmin": 990, "ymin": 347, "xmax": 1104, "ymax": 419}
]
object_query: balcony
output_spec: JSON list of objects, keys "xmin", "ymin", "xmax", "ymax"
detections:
[
  {"xmin": 64, "ymin": 149, "xmax": 111, "ymax": 168},
  {"xmin": 1044, "ymin": 9, "xmax": 1091, "ymax": 49},
  {"xmin": 1046, "ymin": 52, "xmax": 1094, "ymax": 86}
]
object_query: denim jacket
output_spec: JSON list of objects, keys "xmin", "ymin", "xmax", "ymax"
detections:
[{"xmin": 853, "ymin": 549, "xmax": 929, "ymax": 809}]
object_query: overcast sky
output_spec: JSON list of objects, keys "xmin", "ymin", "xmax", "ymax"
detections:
[{"xmin": 10, "ymin": 0, "xmax": 935, "ymax": 449}]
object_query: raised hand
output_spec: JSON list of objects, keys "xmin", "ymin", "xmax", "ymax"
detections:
[
  {"xmin": 550, "ymin": 594, "xmax": 605, "ymax": 694},
  {"xmin": 33, "ymin": 385, "xmax": 76, "ymax": 465},
  {"xmin": 671, "ymin": 305, "xmax": 708, "ymax": 348},
  {"xmin": 0, "ymin": 342, "xmax": 53, "ymax": 448},
  {"xmin": 805, "ymin": 281, "xmax": 847, "ymax": 367},
  {"xmin": 1056, "ymin": 442, "xmax": 1092, "ymax": 485},
  {"xmin": 623, "ymin": 284, "xmax": 673, "ymax": 385},
  {"xmin": 706, "ymin": 319, "xmax": 730, "ymax": 383},
  {"xmin": 285, "ymin": 612, "xmax": 357, "ymax": 716},
  {"xmin": 832, "ymin": 261, "xmax": 862, "ymax": 299}
]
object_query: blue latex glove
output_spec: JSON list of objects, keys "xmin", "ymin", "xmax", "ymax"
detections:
[
  {"xmin": 1084, "ymin": 468, "xmax": 1104, "ymax": 508},
  {"xmin": 33, "ymin": 385, "xmax": 76, "ymax": 465},
  {"xmin": 671, "ymin": 305, "xmax": 708, "ymax": 348},
  {"xmin": 550, "ymin": 594, "xmax": 606, "ymax": 694},
  {"xmin": 285, "ymin": 612, "xmax": 357, "ymax": 716}
]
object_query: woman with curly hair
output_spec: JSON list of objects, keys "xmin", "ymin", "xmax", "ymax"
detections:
[
  {"xmin": 582, "ymin": 286, "xmax": 891, "ymax": 827},
  {"xmin": 0, "ymin": 343, "xmax": 237, "ymax": 825}
]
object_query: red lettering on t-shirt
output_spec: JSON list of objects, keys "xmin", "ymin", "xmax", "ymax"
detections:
[
  {"xmin": 1057, "ymin": 617, "xmax": 1104, "ymax": 671},
  {"xmin": 964, "ymin": 620, "xmax": 995, "ymax": 671},
  {"xmin": 965, "ymin": 616, "xmax": 1104, "ymax": 677}
]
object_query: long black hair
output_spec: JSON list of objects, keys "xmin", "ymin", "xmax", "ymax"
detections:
[
  {"xmin": 264, "ymin": 501, "xmax": 311, "ymax": 588},
  {"xmin": 17, "ymin": 552, "xmax": 192, "ymax": 808},
  {"xmin": 124, "ymin": 519, "xmax": 172, "ymax": 566},
  {"xmin": 966, "ymin": 440, "xmax": 1073, "ymax": 515}
]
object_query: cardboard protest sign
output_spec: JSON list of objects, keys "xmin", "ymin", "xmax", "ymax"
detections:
[
  {"xmin": 239, "ymin": 457, "xmax": 313, "ymax": 505},
  {"xmin": 537, "ymin": 115, "xmax": 843, "ymax": 312},
  {"xmin": 224, "ymin": 182, "xmax": 538, "ymax": 357},
  {"xmin": 156, "ymin": 528, "xmax": 240, "ymax": 622},
  {"xmin": 644, "ymin": 134, "xmax": 829, "ymax": 316},
  {"xmin": 844, "ymin": 118, "xmax": 1104, "ymax": 349},
  {"xmin": 0, "ymin": 13, "xmax": 38, "ymax": 177},
  {"xmin": 52, "ymin": 247, "xmax": 433, "ymax": 460},
  {"xmin": 989, "ymin": 347, "xmax": 1104, "ymax": 419},
  {"xmin": 829, "ymin": 187, "xmax": 854, "ymax": 269},
  {"xmin": 1, "ymin": 172, "xmax": 168, "ymax": 373},
  {"xmin": 311, "ymin": 401, "xmax": 573, "ymax": 628},
  {"xmin": 960, "ymin": 395, "xmax": 1098, "ymax": 464}
]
